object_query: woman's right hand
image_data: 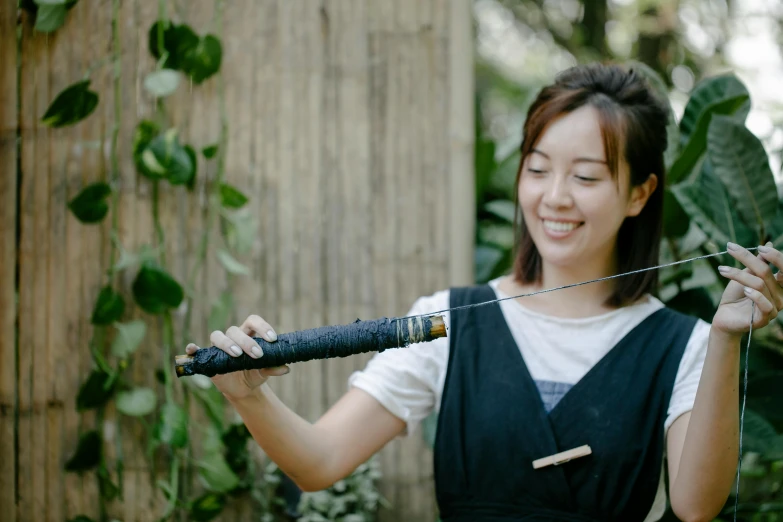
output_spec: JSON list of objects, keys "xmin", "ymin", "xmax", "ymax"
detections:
[{"xmin": 185, "ymin": 314, "xmax": 291, "ymax": 401}]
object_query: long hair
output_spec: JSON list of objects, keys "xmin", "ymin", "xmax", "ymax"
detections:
[{"xmin": 512, "ymin": 63, "xmax": 670, "ymax": 307}]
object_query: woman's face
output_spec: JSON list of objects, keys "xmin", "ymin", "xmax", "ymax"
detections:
[{"xmin": 518, "ymin": 105, "xmax": 656, "ymax": 273}]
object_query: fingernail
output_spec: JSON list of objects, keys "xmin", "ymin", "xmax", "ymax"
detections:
[
  {"xmin": 727, "ymin": 242, "xmax": 739, "ymax": 251},
  {"xmin": 267, "ymin": 329, "xmax": 277, "ymax": 342},
  {"xmin": 230, "ymin": 345, "xmax": 243, "ymax": 356},
  {"xmin": 251, "ymin": 346, "xmax": 263, "ymax": 358},
  {"xmin": 758, "ymin": 245, "xmax": 771, "ymax": 253},
  {"xmin": 718, "ymin": 265, "xmax": 730, "ymax": 273},
  {"xmin": 766, "ymin": 241, "xmax": 773, "ymax": 247},
  {"xmin": 744, "ymin": 287, "xmax": 753, "ymax": 295}
]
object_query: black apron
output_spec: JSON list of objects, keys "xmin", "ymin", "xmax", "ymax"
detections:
[{"xmin": 433, "ymin": 285, "xmax": 697, "ymax": 521}]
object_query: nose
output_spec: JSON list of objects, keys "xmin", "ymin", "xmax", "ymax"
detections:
[{"xmin": 542, "ymin": 174, "xmax": 572, "ymax": 209}]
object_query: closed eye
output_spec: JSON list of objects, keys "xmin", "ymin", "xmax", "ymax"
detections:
[{"xmin": 575, "ymin": 175, "xmax": 598, "ymax": 182}]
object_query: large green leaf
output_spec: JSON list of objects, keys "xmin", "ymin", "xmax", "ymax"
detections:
[
  {"xmin": 142, "ymin": 128, "xmax": 194, "ymax": 184},
  {"xmin": 679, "ymin": 74, "xmax": 750, "ymax": 144},
  {"xmin": 197, "ymin": 451, "xmax": 240, "ymax": 493},
  {"xmin": 182, "ymin": 35, "xmax": 223, "ymax": 84},
  {"xmin": 148, "ymin": 21, "xmax": 200, "ymax": 70},
  {"xmin": 132, "ymin": 265, "xmax": 184, "ymax": 314},
  {"xmin": 741, "ymin": 409, "xmax": 779, "ymax": 455},
  {"xmin": 667, "ymin": 94, "xmax": 749, "ymax": 185},
  {"xmin": 41, "ymin": 80, "xmax": 99, "ymax": 127},
  {"xmin": 35, "ymin": 3, "xmax": 67, "ymax": 32},
  {"xmin": 110, "ymin": 320, "xmax": 147, "ymax": 359},
  {"xmin": 662, "ymin": 188, "xmax": 689, "ymax": 238},
  {"xmin": 155, "ymin": 402, "xmax": 189, "ymax": 449},
  {"xmin": 76, "ymin": 369, "xmax": 116, "ymax": 411},
  {"xmin": 90, "ymin": 285, "xmax": 124, "ymax": 325},
  {"xmin": 707, "ymin": 115, "xmax": 778, "ymax": 241},
  {"xmin": 219, "ymin": 183, "xmax": 248, "ymax": 209}
]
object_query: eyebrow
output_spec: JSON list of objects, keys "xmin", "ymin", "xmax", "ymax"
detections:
[{"xmin": 531, "ymin": 148, "xmax": 607, "ymax": 165}]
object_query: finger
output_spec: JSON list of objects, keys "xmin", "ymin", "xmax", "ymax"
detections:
[
  {"xmin": 718, "ymin": 266, "xmax": 775, "ymax": 304},
  {"xmin": 743, "ymin": 286, "xmax": 777, "ymax": 320},
  {"xmin": 226, "ymin": 325, "xmax": 264, "ymax": 359},
  {"xmin": 210, "ymin": 330, "xmax": 244, "ymax": 357},
  {"xmin": 186, "ymin": 343, "xmax": 199, "ymax": 355},
  {"xmin": 727, "ymin": 242, "xmax": 779, "ymax": 301},
  {"xmin": 758, "ymin": 242, "xmax": 783, "ymax": 273},
  {"xmin": 260, "ymin": 365, "xmax": 290, "ymax": 377},
  {"xmin": 242, "ymin": 314, "xmax": 278, "ymax": 342}
]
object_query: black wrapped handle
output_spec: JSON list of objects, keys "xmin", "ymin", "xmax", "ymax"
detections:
[{"xmin": 175, "ymin": 314, "xmax": 447, "ymax": 377}]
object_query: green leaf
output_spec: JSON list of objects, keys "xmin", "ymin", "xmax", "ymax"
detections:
[
  {"xmin": 132, "ymin": 120, "xmax": 161, "ymax": 174},
  {"xmin": 155, "ymin": 402, "xmax": 189, "ymax": 448},
  {"xmin": 197, "ymin": 451, "xmax": 240, "ymax": 493},
  {"xmin": 76, "ymin": 369, "xmax": 116, "ymax": 411},
  {"xmin": 219, "ymin": 183, "xmax": 248, "ymax": 209},
  {"xmin": 202, "ymin": 144, "xmax": 218, "ymax": 159},
  {"xmin": 132, "ymin": 265, "xmax": 184, "ymax": 314},
  {"xmin": 742, "ymin": 409, "xmax": 778, "ymax": 455},
  {"xmin": 667, "ymin": 94, "xmax": 749, "ymax": 185},
  {"xmin": 222, "ymin": 207, "xmax": 257, "ymax": 255},
  {"xmin": 475, "ymin": 245, "xmax": 504, "ymax": 284},
  {"xmin": 216, "ymin": 249, "xmax": 250, "ymax": 276},
  {"xmin": 189, "ymin": 493, "xmax": 227, "ymax": 522},
  {"xmin": 64, "ymin": 430, "xmax": 101, "ymax": 472},
  {"xmin": 41, "ymin": 80, "xmax": 98, "ymax": 127},
  {"xmin": 143, "ymin": 69, "xmax": 180, "ymax": 98},
  {"xmin": 680, "ymin": 75, "xmax": 750, "ymax": 144},
  {"xmin": 110, "ymin": 320, "xmax": 147, "ymax": 359},
  {"xmin": 142, "ymin": 128, "xmax": 194, "ymax": 184},
  {"xmin": 478, "ymin": 222, "xmax": 514, "ymax": 250},
  {"xmin": 148, "ymin": 21, "xmax": 199, "ymax": 70},
  {"xmin": 116, "ymin": 387, "xmax": 157, "ymax": 416},
  {"xmin": 208, "ymin": 291, "xmax": 233, "ymax": 333},
  {"xmin": 34, "ymin": 4, "xmax": 67, "ymax": 32},
  {"xmin": 184, "ymin": 145, "xmax": 197, "ymax": 190},
  {"xmin": 90, "ymin": 285, "xmax": 125, "ymax": 325},
  {"xmin": 222, "ymin": 423, "xmax": 251, "ymax": 474},
  {"xmin": 706, "ymin": 115, "xmax": 778, "ymax": 241},
  {"xmin": 68, "ymin": 182, "xmax": 111, "ymax": 224},
  {"xmin": 662, "ymin": 188, "xmax": 689, "ymax": 238},
  {"xmin": 97, "ymin": 465, "xmax": 120, "ymax": 501},
  {"xmin": 182, "ymin": 34, "xmax": 222, "ymax": 84},
  {"xmin": 483, "ymin": 199, "xmax": 516, "ymax": 224}
]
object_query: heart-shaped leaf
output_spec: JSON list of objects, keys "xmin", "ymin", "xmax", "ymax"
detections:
[
  {"xmin": 132, "ymin": 120, "xmax": 161, "ymax": 174},
  {"xmin": 142, "ymin": 129, "xmax": 194, "ymax": 184},
  {"xmin": 68, "ymin": 182, "xmax": 111, "ymax": 224},
  {"xmin": 197, "ymin": 451, "xmax": 240, "ymax": 493},
  {"xmin": 707, "ymin": 115, "xmax": 779, "ymax": 241},
  {"xmin": 216, "ymin": 249, "xmax": 250, "ymax": 276},
  {"xmin": 110, "ymin": 320, "xmax": 147, "ymax": 359},
  {"xmin": 219, "ymin": 183, "xmax": 248, "ymax": 209},
  {"xmin": 182, "ymin": 35, "xmax": 222, "ymax": 84},
  {"xmin": 35, "ymin": 4, "xmax": 67, "ymax": 32},
  {"xmin": 222, "ymin": 208, "xmax": 257, "ymax": 255},
  {"xmin": 155, "ymin": 402, "xmax": 188, "ymax": 448},
  {"xmin": 116, "ymin": 387, "xmax": 157, "ymax": 416},
  {"xmin": 143, "ymin": 69, "xmax": 180, "ymax": 98},
  {"xmin": 189, "ymin": 493, "xmax": 227, "ymax": 522},
  {"xmin": 64, "ymin": 430, "xmax": 101, "ymax": 472},
  {"xmin": 90, "ymin": 285, "xmax": 124, "ymax": 325},
  {"xmin": 202, "ymin": 144, "xmax": 218, "ymax": 159},
  {"xmin": 42, "ymin": 80, "xmax": 99, "ymax": 127},
  {"xmin": 148, "ymin": 21, "xmax": 200, "ymax": 70},
  {"xmin": 76, "ymin": 369, "xmax": 116, "ymax": 411},
  {"xmin": 132, "ymin": 265, "xmax": 184, "ymax": 314}
]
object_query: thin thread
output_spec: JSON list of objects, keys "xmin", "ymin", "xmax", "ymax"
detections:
[
  {"xmin": 403, "ymin": 247, "xmax": 758, "ymax": 320},
  {"xmin": 734, "ymin": 300, "xmax": 754, "ymax": 522},
  {"xmin": 397, "ymin": 246, "xmax": 761, "ymax": 518}
]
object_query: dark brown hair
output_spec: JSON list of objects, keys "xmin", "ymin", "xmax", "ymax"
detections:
[{"xmin": 512, "ymin": 63, "xmax": 670, "ymax": 307}]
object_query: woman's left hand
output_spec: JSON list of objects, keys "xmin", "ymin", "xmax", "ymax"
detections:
[{"xmin": 713, "ymin": 241, "xmax": 783, "ymax": 336}]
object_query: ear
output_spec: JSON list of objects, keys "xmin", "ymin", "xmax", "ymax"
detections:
[{"xmin": 626, "ymin": 174, "xmax": 658, "ymax": 217}]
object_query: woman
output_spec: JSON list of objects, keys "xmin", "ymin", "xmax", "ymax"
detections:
[{"xmin": 186, "ymin": 63, "xmax": 783, "ymax": 521}]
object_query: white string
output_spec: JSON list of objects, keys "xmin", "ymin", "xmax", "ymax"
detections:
[{"xmin": 398, "ymin": 246, "xmax": 762, "ymax": 518}]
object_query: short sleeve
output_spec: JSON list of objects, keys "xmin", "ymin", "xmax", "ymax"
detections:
[
  {"xmin": 665, "ymin": 318, "xmax": 711, "ymax": 432},
  {"xmin": 347, "ymin": 289, "xmax": 451, "ymax": 437}
]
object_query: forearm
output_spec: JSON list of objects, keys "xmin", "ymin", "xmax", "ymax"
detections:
[
  {"xmin": 671, "ymin": 328, "xmax": 742, "ymax": 520},
  {"xmin": 227, "ymin": 383, "xmax": 337, "ymax": 491}
]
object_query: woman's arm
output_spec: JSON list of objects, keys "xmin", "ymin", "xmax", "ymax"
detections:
[
  {"xmin": 667, "ymin": 243, "xmax": 783, "ymax": 522},
  {"xmin": 229, "ymin": 384, "xmax": 405, "ymax": 491}
]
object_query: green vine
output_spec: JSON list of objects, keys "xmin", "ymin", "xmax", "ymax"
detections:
[{"xmin": 28, "ymin": 1, "xmax": 386, "ymax": 521}]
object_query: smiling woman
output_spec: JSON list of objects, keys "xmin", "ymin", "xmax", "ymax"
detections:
[{"xmin": 188, "ymin": 62, "xmax": 783, "ymax": 522}]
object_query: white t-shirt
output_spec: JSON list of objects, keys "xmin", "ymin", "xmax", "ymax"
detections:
[{"xmin": 347, "ymin": 277, "xmax": 711, "ymax": 522}]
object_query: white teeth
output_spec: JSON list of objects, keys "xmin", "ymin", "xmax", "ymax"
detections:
[{"xmin": 542, "ymin": 220, "xmax": 579, "ymax": 232}]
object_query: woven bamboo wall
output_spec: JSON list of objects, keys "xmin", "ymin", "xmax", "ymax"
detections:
[{"xmin": 0, "ymin": 1, "xmax": 474, "ymax": 521}]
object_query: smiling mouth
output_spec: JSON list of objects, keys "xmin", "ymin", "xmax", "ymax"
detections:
[{"xmin": 541, "ymin": 219, "xmax": 583, "ymax": 233}]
